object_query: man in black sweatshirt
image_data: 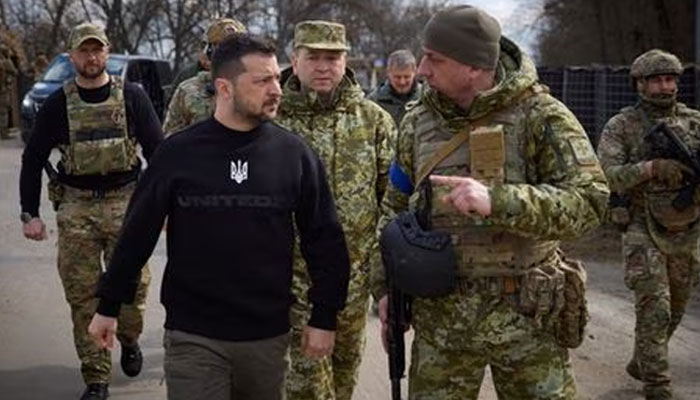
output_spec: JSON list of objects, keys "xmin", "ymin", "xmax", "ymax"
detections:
[
  {"xmin": 88, "ymin": 34, "xmax": 350, "ymax": 400},
  {"xmin": 19, "ymin": 23, "xmax": 163, "ymax": 400}
]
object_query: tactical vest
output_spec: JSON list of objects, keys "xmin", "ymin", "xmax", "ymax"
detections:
[
  {"xmin": 412, "ymin": 87, "xmax": 558, "ymax": 278},
  {"xmin": 60, "ymin": 77, "xmax": 138, "ymax": 176},
  {"xmin": 625, "ymin": 104, "xmax": 700, "ymax": 231},
  {"xmin": 188, "ymin": 71, "xmax": 215, "ymax": 124}
]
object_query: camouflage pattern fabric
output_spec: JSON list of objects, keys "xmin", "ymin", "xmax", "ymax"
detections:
[
  {"xmin": 277, "ymin": 67, "xmax": 397, "ymax": 400},
  {"xmin": 367, "ymin": 80, "xmax": 422, "ymax": 126},
  {"xmin": 373, "ymin": 37, "xmax": 609, "ymax": 399},
  {"xmin": 630, "ymin": 49, "xmax": 683, "ymax": 80},
  {"xmin": 203, "ymin": 18, "xmax": 246, "ymax": 44},
  {"xmin": 293, "ymin": 20, "xmax": 350, "ymax": 51},
  {"xmin": 410, "ymin": 286, "xmax": 577, "ymax": 399},
  {"xmin": 68, "ymin": 22, "xmax": 109, "ymax": 50},
  {"xmin": 162, "ymin": 71, "xmax": 214, "ymax": 135},
  {"xmin": 0, "ymin": 46, "xmax": 17, "ymax": 138},
  {"xmin": 621, "ymin": 216, "xmax": 699, "ymax": 399},
  {"xmin": 598, "ymin": 97, "xmax": 700, "ymax": 399},
  {"xmin": 167, "ymin": 62, "xmax": 202, "ymax": 104},
  {"xmin": 56, "ymin": 185, "xmax": 150, "ymax": 384},
  {"xmin": 32, "ymin": 54, "xmax": 49, "ymax": 79},
  {"xmin": 61, "ymin": 76, "xmax": 138, "ymax": 175}
]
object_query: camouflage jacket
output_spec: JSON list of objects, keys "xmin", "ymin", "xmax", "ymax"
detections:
[
  {"xmin": 162, "ymin": 71, "xmax": 214, "ymax": 135},
  {"xmin": 373, "ymin": 37, "xmax": 609, "ymax": 298},
  {"xmin": 368, "ymin": 79, "xmax": 422, "ymax": 126},
  {"xmin": 0, "ymin": 54, "xmax": 17, "ymax": 87},
  {"xmin": 598, "ymin": 101, "xmax": 700, "ymax": 255},
  {"xmin": 277, "ymin": 68, "xmax": 397, "ymax": 286}
]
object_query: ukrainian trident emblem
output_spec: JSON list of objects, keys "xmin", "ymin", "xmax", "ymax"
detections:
[{"xmin": 230, "ymin": 160, "xmax": 248, "ymax": 184}]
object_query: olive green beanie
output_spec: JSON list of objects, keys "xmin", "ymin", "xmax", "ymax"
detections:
[{"xmin": 423, "ymin": 5, "xmax": 501, "ymax": 69}]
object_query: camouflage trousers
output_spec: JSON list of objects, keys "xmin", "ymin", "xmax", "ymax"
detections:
[
  {"xmin": 622, "ymin": 221, "xmax": 700, "ymax": 398},
  {"xmin": 409, "ymin": 278, "xmax": 578, "ymax": 400},
  {"xmin": 287, "ymin": 262, "xmax": 369, "ymax": 400},
  {"xmin": 56, "ymin": 184, "xmax": 151, "ymax": 384},
  {"xmin": 0, "ymin": 93, "xmax": 8, "ymax": 138}
]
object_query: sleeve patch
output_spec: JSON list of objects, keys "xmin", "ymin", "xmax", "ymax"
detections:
[
  {"xmin": 389, "ymin": 160, "xmax": 414, "ymax": 195},
  {"xmin": 568, "ymin": 136, "xmax": 598, "ymax": 166}
]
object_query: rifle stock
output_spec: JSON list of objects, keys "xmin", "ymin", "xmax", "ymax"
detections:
[{"xmin": 385, "ymin": 256, "xmax": 410, "ymax": 400}]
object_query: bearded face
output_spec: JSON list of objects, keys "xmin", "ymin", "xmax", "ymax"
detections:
[
  {"xmin": 637, "ymin": 74, "xmax": 679, "ymax": 108},
  {"xmin": 70, "ymin": 40, "xmax": 108, "ymax": 80}
]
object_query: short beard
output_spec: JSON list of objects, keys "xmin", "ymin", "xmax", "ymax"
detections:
[
  {"xmin": 76, "ymin": 64, "xmax": 106, "ymax": 80},
  {"xmin": 641, "ymin": 91, "xmax": 677, "ymax": 109},
  {"xmin": 231, "ymin": 93, "xmax": 269, "ymax": 125}
]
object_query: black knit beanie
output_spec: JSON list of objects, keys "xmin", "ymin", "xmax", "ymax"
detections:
[{"xmin": 423, "ymin": 5, "xmax": 501, "ymax": 69}]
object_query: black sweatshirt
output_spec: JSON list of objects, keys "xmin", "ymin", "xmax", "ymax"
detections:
[
  {"xmin": 96, "ymin": 118, "xmax": 351, "ymax": 341},
  {"xmin": 19, "ymin": 80, "xmax": 163, "ymax": 217}
]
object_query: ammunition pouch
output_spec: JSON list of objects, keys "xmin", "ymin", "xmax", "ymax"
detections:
[
  {"xmin": 518, "ymin": 264, "xmax": 565, "ymax": 329},
  {"xmin": 68, "ymin": 136, "xmax": 134, "ymax": 176},
  {"xmin": 555, "ymin": 256, "xmax": 589, "ymax": 348},
  {"xmin": 517, "ymin": 254, "xmax": 589, "ymax": 348},
  {"xmin": 380, "ymin": 211, "xmax": 457, "ymax": 298}
]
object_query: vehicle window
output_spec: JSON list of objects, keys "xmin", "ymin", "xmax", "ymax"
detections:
[
  {"xmin": 155, "ymin": 61, "xmax": 173, "ymax": 85},
  {"xmin": 126, "ymin": 60, "xmax": 143, "ymax": 82},
  {"xmin": 41, "ymin": 55, "xmax": 126, "ymax": 83}
]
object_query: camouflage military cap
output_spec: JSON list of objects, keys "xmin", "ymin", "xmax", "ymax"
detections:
[
  {"xmin": 294, "ymin": 20, "xmax": 350, "ymax": 51},
  {"xmin": 68, "ymin": 22, "xmax": 109, "ymax": 50},
  {"xmin": 203, "ymin": 18, "xmax": 246, "ymax": 45},
  {"xmin": 630, "ymin": 49, "xmax": 683, "ymax": 79}
]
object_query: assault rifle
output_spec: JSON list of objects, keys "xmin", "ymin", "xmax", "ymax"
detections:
[
  {"xmin": 608, "ymin": 192, "xmax": 631, "ymax": 209},
  {"xmin": 383, "ymin": 249, "xmax": 411, "ymax": 400},
  {"xmin": 644, "ymin": 122, "xmax": 700, "ymax": 211}
]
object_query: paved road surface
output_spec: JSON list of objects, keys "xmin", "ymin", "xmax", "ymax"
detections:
[{"xmin": 1, "ymin": 136, "xmax": 698, "ymax": 399}]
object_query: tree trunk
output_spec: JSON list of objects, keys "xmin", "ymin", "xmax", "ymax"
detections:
[{"xmin": 652, "ymin": 0, "xmax": 673, "ymax": 51}]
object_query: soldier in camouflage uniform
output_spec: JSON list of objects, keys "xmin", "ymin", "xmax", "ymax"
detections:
[
  {"xmin": 19, "ymin": 23, "xmax": 163, "ymax": 400},
  {"xmin": 368, "ymin": 49, "xmax": 423, "ymax": 125},
  {"xmin": 597, "ymin": 49, "xmax": 700, "ymax": 400},
  {"xmin": 373, "ymin": 6, "xmax": 609, "ymax": 399},
  {"xmin": 0, "ymin": 43, "xmax": 17, "ymax": 139},
  {"xmin": 163, "ymin": 18, "xmax": 245, "ymax": 135},
  {"xmin": 277, "ymin": 20, "xmax": 396, "ymax": 400},
  {"xmin": 32, "ymin": 52, "xmax": 50, "ymax": 80}
]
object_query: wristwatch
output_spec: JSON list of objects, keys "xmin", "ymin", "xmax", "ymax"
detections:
[{"xmin": 20, "ymin": 212, "xmax": 35, "ymax": 224}]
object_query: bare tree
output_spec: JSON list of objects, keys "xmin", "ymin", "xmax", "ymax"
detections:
[
  {"xmin": 3, "ymin": 0, "xmax": 453, "ymax": 76},
  {"xmin": 41, "ymin": 0, "xmax": 74, "ymax": 52},
  {"xmin": 536, "ymin": 0, "xmax": 694, "ymax": 66},
  {"xmin": 82, "ymin": 0, "xmax": 160, "ymax": 53},
  {"xmin": 0, "ymin": 0, "xmax": 7, "ymax": 25}
]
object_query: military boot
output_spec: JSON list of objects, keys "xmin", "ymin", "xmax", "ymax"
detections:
[
  {"xmin": 645, "ymin": 385, "xmax": 672, "ymax": 400},
  {"xmin": 120, "ymin": 342, "xmax": 143, "ymax": 377},
  {"xmin": 80, "ymin": 383, "xmax": 109, "ymax": 400},
  {"xmin": 626, "ymin": 358, "xmax": 642, "ymax": 381}
]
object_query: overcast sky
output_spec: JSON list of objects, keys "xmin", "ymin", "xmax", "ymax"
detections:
[
  {"xmin": 448, "ymin": 0, "xmax": 542, "ymax": 57},
  {"xmin": 454, "ymin": 0, "xmax": 517, "ymax": 21}
]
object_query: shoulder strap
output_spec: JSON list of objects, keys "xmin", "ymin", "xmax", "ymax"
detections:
[
  {"xmin": 414, "ymin": 85, "xmax": 544, "ymax": 188},
  {"xmin": 414, "ymin": 129, "xmax": 470, "ymax": 188}
]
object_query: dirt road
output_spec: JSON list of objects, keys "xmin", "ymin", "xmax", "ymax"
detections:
[{"xmin": 1, "ymin": 136, "xmax": 698, "ymax": 399}]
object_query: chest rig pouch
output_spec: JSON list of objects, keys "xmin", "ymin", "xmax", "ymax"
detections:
[
  {"xmin": 380, "ymin": 182, "xmax": 457, "ymax": 298},
  {"xmin": 413, "ymin": 86, "xmax": 558, "ymax": 278},
  {"xmin": 62, "ymin": 77, "xmax": 137, "ymax": 175}
]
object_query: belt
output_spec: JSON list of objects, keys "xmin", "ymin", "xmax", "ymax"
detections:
[
  {"xmin": 455, "ymin": 275, "xmax": 519, "ymax": 296},
  {"xmin": 63, "ymin": 182, "xmax": 135, "ymax": 200}
]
